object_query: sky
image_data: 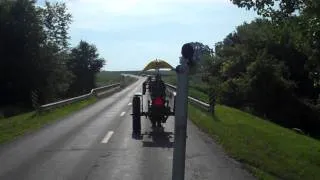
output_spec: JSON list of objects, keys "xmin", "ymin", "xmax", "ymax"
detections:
[{"xmin": 38, "ymin": 0, "xmax": 258, "ymax": 71}]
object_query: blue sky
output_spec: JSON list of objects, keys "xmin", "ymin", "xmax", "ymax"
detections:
[{"xmin": 39, "ymin": 0, "xmax": 258, "ymax": 71}]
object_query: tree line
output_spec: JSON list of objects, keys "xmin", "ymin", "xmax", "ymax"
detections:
[
  {"xmin": 0, "ymin": 0, "xmax": 105, "ymax": 117},
  {"xmin": 196, "ymin": 0, "xmax": 320, "ymax": 137}
]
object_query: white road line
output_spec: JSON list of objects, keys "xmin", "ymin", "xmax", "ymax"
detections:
[
  {"xmin": 120, "ymin": 111, "xmax": 126, "ymax": 116},
  {"xmin": 101, "ymin": 131, "xmax": 114, "ymax": 144},
  {"xmin": 128, "ymin": 102, "xmax": 132, "ymax": 106}
]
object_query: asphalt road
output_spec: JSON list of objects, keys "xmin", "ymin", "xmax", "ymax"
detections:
[{"xmin": 0, "ymin": 77, "xmax": 255, "ymax": 180}]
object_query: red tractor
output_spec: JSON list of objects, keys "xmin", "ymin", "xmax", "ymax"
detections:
[{"xmin": 131, "ymin": 74, "xmax": 175, "ymax": 136}]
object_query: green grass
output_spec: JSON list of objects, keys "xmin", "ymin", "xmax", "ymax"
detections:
[
  {"xmin": 96, "ymin": 70, "xmax": 141, "ymax": 87},
  {"xmin": 189, "ymin": 87, "xmax": 208, "ymax": 103},
  {"xmin": 0, "ymin": 97, "xmax": 97, "ymax": 144},
  {"xmin": 189, "ymin": 104, "xmax": 320, "ymax": 180},
  {"xmin": 164, "ymin": 73, "xmax": 320, "ymax": 179},
  {"xmin": 96, "ymin": 71, "xmax": 122, "ymax": 86},
  {"xmin": 162, "ymin": 75, "xmax": 177, "ymax": 85},
  {"xmin": 163, "ymin": 75, "xmax": 209, "ymax": 103}
]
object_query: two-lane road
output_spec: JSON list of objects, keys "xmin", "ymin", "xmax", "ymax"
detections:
[{"xmin": 0, "ymin": 77, "xmax": 255, "ymax": 180}]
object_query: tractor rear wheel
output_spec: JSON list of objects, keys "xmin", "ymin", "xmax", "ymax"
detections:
[{"xmin": 132, "ymin": 95, "xmax": 141, "ymax": 135}]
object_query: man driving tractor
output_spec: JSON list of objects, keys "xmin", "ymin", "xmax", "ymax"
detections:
[
  {"xmin": 148, "ymin": 73, "xmax": 167, "ymax": 128},
  {"xmin": 149, "ymin": 74, "xmax": 166, "ymax": 98}
]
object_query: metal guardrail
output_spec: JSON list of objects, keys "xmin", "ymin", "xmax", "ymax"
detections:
[
  {"xmin": 39, "ymin": 74, "xmax": 141, "ymax": 112},
  {"xmin": 165, "ymin": 83, "xmax": 210, "ymax": 111},
  {"xmin": 39, "ymin": 83, "xmax": 120, "ymax": 111}
]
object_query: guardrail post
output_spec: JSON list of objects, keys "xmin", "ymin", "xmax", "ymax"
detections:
[
  {"xmin": 31, "ymin": 89, "xmax": 39, "ymax": 112},
  {"xmin": 209, "ymin": 92, "xmax": 215, "ymax": 114},
  {"xmin": 120, "ymin": 75, "xmax": 125, "ymax": 88}
]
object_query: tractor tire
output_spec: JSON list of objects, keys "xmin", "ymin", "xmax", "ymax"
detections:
[
  {"xmin": 173, "ymin": 95, "xmax": 176, "ymax": 113},
  {"xmin": 142, "ymin": 83, "xmax": 146, "ymax": 95},
  {"xmin": 132, "ymin": 96, "xmax": 141, "ymax": 134}
]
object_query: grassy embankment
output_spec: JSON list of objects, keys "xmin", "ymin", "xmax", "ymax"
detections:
[
  {"xmin": 189, "ymin": 105, "xmax": 320, "ymax": 180},
  {"xmin": 164, "ymin": 74, "xmax": 320, "ymax": 180}
]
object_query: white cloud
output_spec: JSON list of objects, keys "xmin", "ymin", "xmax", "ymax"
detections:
[
  {"xmin": 63, "ymin": 0, "xmax": 230, "ymax": 31},
  {"xmin": 52, "ymin": 0, "xmax": 257, "ymax": 70},
  {"xmin": 65, "ymin": 0, "xmax": 229, "ymax": 15}
]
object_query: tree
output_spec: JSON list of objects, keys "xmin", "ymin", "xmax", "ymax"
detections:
[
  {"xmin": 35, "ymin": 1, "xmax": 73, "ymax": 102},
  {"xmin": 40, "ymin": 1, "xmax": 72, "ymax": 52},
  {"xmin": 230, "ymin": 0, "xmax": 317, "ymax": 18},
  {"xmin": 67, "ymin": 41, "xmax": 105, "ymax": 96},
  {"xmin": 230, "ymin": 0, "xmax": 320, "ymax": 88},
  {"xmin": 188, "ymin": 42, "xmax": 214, "ymax": 82},
  {"xmin": 0, "ymin": 0, "xmax": 108, "ymax": 117},
  {"xmin": 205, "ymin": 18, "xmax": 320, "ymax": 137},
  {"xmin": 0, "ymin": 0, "xmax": 45, "ymax": 110},
  {"xmin": 0, "ymin": 0, "xmax": 74, "ymax": 116}
]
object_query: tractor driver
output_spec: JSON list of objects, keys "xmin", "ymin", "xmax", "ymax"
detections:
[
  {"xmin": 149, "ymin": 73, "xmax": 166, "ymax": 128},
  {"xmin": 150, "ymin": 73, "xmax": 166, "ymax": 99}
]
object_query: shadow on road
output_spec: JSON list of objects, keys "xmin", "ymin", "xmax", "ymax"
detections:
[
  {"xmin": 142, "ymin": 130, "xmax": 174, "ymax": 148},
  {"xmin": 132, "ymin": 133, "xmax": 143, "ymax": 140}
]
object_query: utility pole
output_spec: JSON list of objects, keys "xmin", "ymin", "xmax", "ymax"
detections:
[{"xmin": 172, "ymin": 43, "xmax": 195, "ymax": 180}]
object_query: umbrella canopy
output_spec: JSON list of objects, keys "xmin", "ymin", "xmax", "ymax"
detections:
[{"xmin": 142, "ymin": 59, "xmax": 174, "ymax": 71}]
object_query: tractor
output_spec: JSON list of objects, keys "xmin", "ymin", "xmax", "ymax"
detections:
[{"xmin": 131, "ymin": 59, "xmax": 175, "ymax": 136}]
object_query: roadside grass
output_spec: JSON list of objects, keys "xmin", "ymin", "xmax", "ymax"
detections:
[
  {"xmin": 96, "ymin": 71, "xmax": 140, "ymax": 87},
  {"xmin": 189, "ymin": 88, "xmax": 208, "ymax": 103},
  {"xmin": 162, "ymin": 75, "xmax": 177, "ymax": 85},
  {"xmin": 0, "ymin": 97, "xmax": 97, "ymax": 145},
  {"xmin": 164, "ymin": 73, "xmax": 320, "ymax": 179},
  {"xmin": 163, "ymin": 75, "xmax": 209, "ymax": 103},
  {"xmin": 189, "ymin": 104, "xmax": 320, "ymax": 180},
  {"xmin": 96, "ymin": 71, "xmax": 122, "ymax": 86}
]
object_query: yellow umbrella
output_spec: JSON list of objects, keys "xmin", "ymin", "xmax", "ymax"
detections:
[{"xmin": 142, "ymin": 59, "xmax": 174, "ymax": 71}]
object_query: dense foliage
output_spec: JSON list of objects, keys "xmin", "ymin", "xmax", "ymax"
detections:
[
  {"xmin": 198, "ymin": 0, "xmax": 320, "ymax": 137},
  {"xmin": 0, "ymin": 0, "xmax": 105, "ymax": 117}
]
